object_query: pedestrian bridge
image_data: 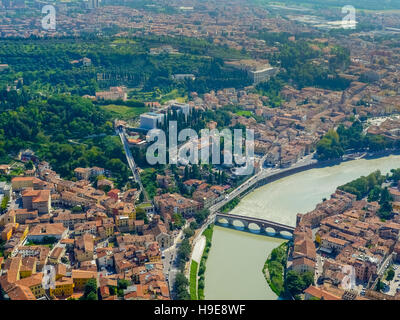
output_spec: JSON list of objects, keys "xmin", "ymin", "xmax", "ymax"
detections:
[{"xmin": 214, "ymin": 212, "xmax": 295, "ymax": 237}]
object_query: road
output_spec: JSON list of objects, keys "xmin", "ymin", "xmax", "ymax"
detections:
[
  {"xmin": 116, "ymin": 127, "xmax": 148, "ymax": 201},
  {"xmin": 162, "ymin": 224, "xmax": 187, "ymax": 299},
  {"xmin": 205, "ymin": 152, "xmax": 316, "ymax": 222},
  {"xmin": 368, "ymin": 253, "xmax": 394, "ymax": 290}
]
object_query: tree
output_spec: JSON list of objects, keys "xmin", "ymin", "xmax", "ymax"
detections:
[
  {"xmin": 386, "ymin": 268, "xmax": 395, "ymax": 282},
  {"xmin": 117, "ymin": 279, "xmax": 130, "ymax": 290},
  {"xmin": 380, "ymin": 187, "xmax": 393, "ymax": 204},
  {"xmin": 109, "ymin": 286, "xmax": 116, "ymax": 296},
  {"xmin": 378, "ymin": 187, "xmax": 394, "ymax": 220},
  {"xmin": 339, "ymin": 171, "xmax": 384, "ymax": 200},
  {"xmin": 378, "ymin": 201, "xmax": 393, "ymax": 220},
  {"xmin": 316, "ymin": 129, "xmax": 344, "ymax": 161},
  {"xmin": 285, "ymin": 270, "xmax": 313, "ymax": 297},
  {"xmin": 172, "ymin": 213, "xmax": 184, "ymax": 229},
  {"xmin": 25, "ymin": 160, "xmax": 34, "ymax": 170},
  {"xmin": 390, "ymin": 169, "xmax": 400, "ymax": 184},
  {"xmin": 285, "ymin": 270, "xmax": 305, "ymax": 296},
  {"xmin": 135, "ymin": 207, "xmax": 146, "ymax": 220},
  {"xmin": 178, "ymin": 239, "xmax": 191, "ymax": 262},
  {"xmin": 86, "ymin": 292, "xmax": 97, "ymax": 300},
  {"xmin": 72, "ymin": 205, "xmax": 83, "ymax": 213},
  {"xmin": 195, "ymin": 209, "xmax": 210, "ymax": 224},
  {"xmin": 139, "ymin": 191, "xmax": 145, "ymax": 203},
  {"xmin": 302, "ymin": 271, "xmax": 314, "ymax": 288},
  {"xmin": 0, "ymin": 285, "xmax": 8, "ymax": 300},
  {"xmin": 183, "ymin": 227, "xmax": 195, "ymax": 239},
  {"xmin": 0, "ymin": 196, "xmax": 9, "ymax": 212},
  {"xmin": 174, "ymin": 272, "xmax": 190, "ymax": 300},
  {"xmin": 80, "ymin": 278, "xmax": 98, "ymax": 300},
  {"xmin": 190, "ymin": 221, "xmax": 198, "ymax": 230},
  {"xmin": 376, "ymin": 278, "xmax": 385, "ymax": 292},
  {"xmin": 368, "ymin": 186, "xmax": 381, "ymax": 202}
]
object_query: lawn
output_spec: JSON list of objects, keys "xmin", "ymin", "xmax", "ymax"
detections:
[
  {"xmin": 189, "ymin": 260, "xmax": 199, "ymax": 300},
  {"xmin": 129, "ymin": 90, "xmax": 159, "ymax": 102},
  {"xmin": 235, "ymin": 110, "xmax": 253, "ymax": 117},
  {"xmin": 202, "ymin": 225, "xmax": 214, "ymax": 243},
  {"xmin": 159, "ymin": 89, "xmax": 187, "ymax": 104},
  {"xmin": 25, "ymin": 241, "xmax": 54, "ymax": 249},
  {"xmin": 112, "ymin": 38, "xmax": 136, "ymax": 44},
  {"xmin": 137, "ymin": 202, "xmax": 153, "ymax": 209},
  {"xmin": 100, "ymin": 104, "xmax": 148, "ymax": 120}
]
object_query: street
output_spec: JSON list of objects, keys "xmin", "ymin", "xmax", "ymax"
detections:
[{"xmin": 162, "ymin": 223, "xmax": 187, "ymax": 299}]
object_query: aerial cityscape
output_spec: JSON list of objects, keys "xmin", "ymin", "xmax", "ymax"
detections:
[{"xmin": 1, "ymin": 0, "xmax": 400, "ymax": 305}]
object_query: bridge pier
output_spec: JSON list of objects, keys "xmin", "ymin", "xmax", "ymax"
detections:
[{"xmin": 258, "ymin": 224, "xmax": 267, "ymax": 234}]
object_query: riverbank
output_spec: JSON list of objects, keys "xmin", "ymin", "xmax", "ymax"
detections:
[
  {"xmin": 249, "ymin": 149, "xmax": 400, "ymax": 199},
  {"xmin": 263, "ymin": 241, "xmax": 288, "ymax": 297},
  {"xmin": 189, "ymin": 260, "xmax": 198, "ymax": 300},
  {"xmin": 196, "ymin": 224, "xmax": 214, "ymax": 300},
  {"xmin": 220, "ymin": 197, "xmax": 240, "ymax": 213}
]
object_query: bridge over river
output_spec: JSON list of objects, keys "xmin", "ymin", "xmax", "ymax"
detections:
[{"xmin": 214, "ymin": 212, "xmax": 295, "ymax": 237}]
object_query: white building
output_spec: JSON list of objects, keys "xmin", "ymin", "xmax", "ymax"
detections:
[
  {"xmin": 249, "ymin": 66, "xmax": 278, "ymax": 84},
  {"xmin": 139, "ymin": 112, "xmax": 164, "ymax": 130},
  {"xmin": 170, "ymin": 102, "xmax": 190, "ymax": 118}
]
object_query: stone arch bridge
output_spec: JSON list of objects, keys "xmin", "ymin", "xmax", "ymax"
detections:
[{"xmin": 215, "ymin": 212, "xmax": 295, "ymax": 237}]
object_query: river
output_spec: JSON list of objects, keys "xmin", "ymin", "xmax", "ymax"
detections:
[{"xmin": 204, "ymin": 154, "xmax": 400, "ymax": 300}]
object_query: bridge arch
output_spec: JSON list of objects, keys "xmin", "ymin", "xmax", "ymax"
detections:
[
  {"xmin": 216, "ymin": 217, "xmax": 229, "ymax": 225},
  {"xmin": 248, "ymin": 222, "xmax": 261, "ymax": 233},
  {"xmin": 232, "ymin": 219, "xmax": 247, "ymax": 229},
  {"xmin": 265, "ymin": 227, "xmax": 276, "ymax": 235},
  {"xmin": 279, "ymin": 230, "xmax": 293, "ymax": 239}
]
